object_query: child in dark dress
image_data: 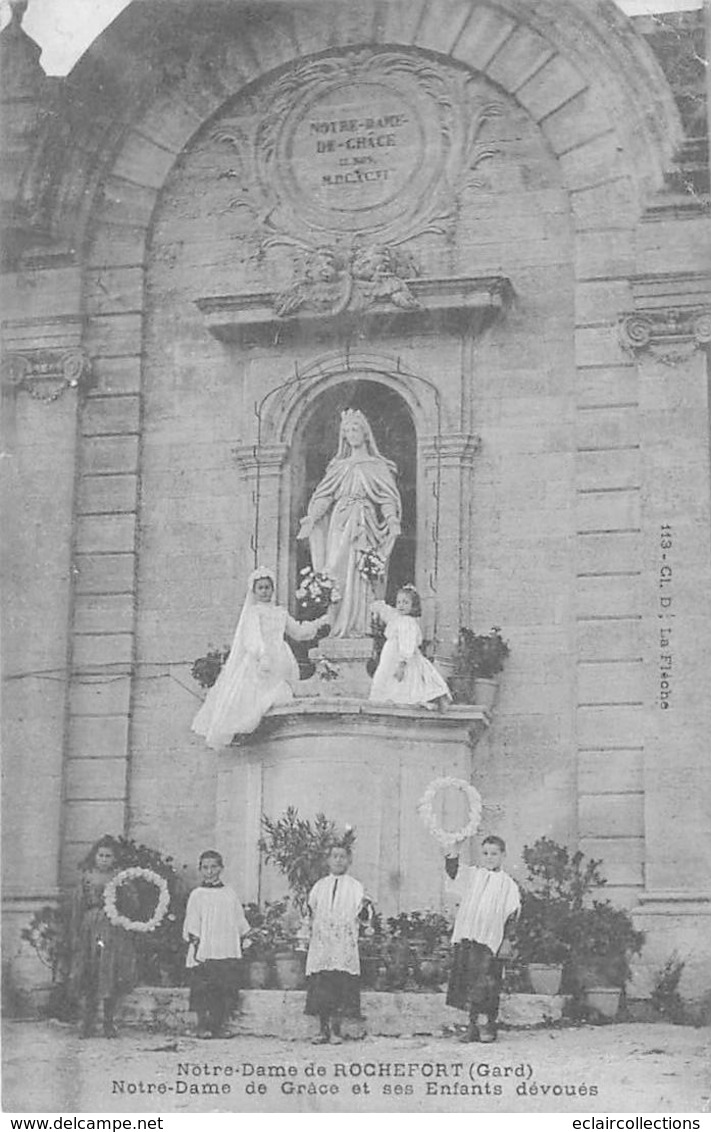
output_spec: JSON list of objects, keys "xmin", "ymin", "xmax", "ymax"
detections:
[
  {"xmin": 445, "ymin": 835, "xmax": 520, "ymax": 1043},
  {"xmin": 69, "ymin": 835, "xmax": 138, "ymax": 1038}
]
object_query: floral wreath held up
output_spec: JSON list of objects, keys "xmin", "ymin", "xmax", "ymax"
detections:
[
  {"xmin": 104, "ymin": 867, "xmax": 171, "ymax": 933},
  {"xmin": 417, "ymin": 777, "xmax": 483, "ymax": 852}
]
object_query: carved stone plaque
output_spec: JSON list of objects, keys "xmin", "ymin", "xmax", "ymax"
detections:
[
  {"xmin": 211, "ymin": 49, "xmax": 504, "ymax": 249},
  {"xmin": 284, "ymin": 81, "xmax": 424, "ymax": 216}
]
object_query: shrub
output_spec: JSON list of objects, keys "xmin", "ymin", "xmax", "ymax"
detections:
[{"xmin": 259, "ymin": 808, "xmax": 356, "ymax": 914}]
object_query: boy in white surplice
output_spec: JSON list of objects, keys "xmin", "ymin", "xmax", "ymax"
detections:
[
  {"xmin": 445, "ymin": 835, "xmax": 520, "ymax": 1044},
  {"xmin": 183, "ymin": 850, "xmax": 250, "ymax": 1038},
  {"xmin": 305, "ymin": 844, "xmax": 372, "ymax": 1044}
]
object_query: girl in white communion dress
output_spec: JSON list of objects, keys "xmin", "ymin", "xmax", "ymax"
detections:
[
  {"xmin": 192, "ymin": 567, "xmax": 329, "ymax": 748},
  {"xmin": 369, "ymin": 584, "xmax": 451, "ymax": 709}
]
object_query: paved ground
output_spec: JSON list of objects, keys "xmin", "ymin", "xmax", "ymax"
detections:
[{"xmin": 3, "ymin": 1021, "xmax": 709, "ymax": 1114}]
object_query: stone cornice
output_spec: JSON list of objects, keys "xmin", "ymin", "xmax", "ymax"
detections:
[{"xmin": 196, "ymin": 277, "xmax": 513, "ymax": 344}]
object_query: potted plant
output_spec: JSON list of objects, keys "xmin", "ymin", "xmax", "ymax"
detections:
[
  {"xmin": 413, "ymin": 912, "xmax": 452, "ymax": 988},
  {"xmin": 518, "ymin": 838, "xmax": 645, "ymax": 1010},
  {"xmin": 271, "ymin": 899, "xmax": 310, "ymax": 990},
  {"xmin": 384, "ymin": 911, "xmax": 452, "ymax": 989},
  {"xmin": 448, "ymin": 626, "xmax": 510, "ymax": 709},
  {"xmin": 359, "ymin": 911, "xmax": 384, "ymax": 988},
  {"xmin": 567, "ymin": 901, "xmax": 644, "ymax": 1017},
  {"xmin": 515, "ymin": 892, "xmax": 569, "ymax": 995},
  {"xmin": 21, "ymin": 901, "xmax": 74, "ymax": 1018},
  {"xmin": 243, "ymin": 901, "xmax": 289, "ymax": 989}
]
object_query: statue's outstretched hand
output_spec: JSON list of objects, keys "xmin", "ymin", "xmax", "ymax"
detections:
[{"xmin": 297, "ymin": 516, "xmax": 313, "ymax": 540}]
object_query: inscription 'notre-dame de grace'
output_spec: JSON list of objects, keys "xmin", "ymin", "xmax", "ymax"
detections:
[
  {"xmin": 210, "ymin": 50, "xmax": 508, "ymax": 246},
  {"xmin": 296, "ymin": 87, "xmax": 418, "ymax": 206}
]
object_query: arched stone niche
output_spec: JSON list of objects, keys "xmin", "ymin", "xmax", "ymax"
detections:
[
  {"xmin": 290, "ymin": 378, "xmax": 417, "ymax": 606},
  {"xmin": 232, "ymin": 349, "xmax": 485, "ymax": 646}
]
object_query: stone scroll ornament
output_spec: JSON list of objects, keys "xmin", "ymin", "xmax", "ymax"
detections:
[
  {"xmin": 208, "ymin": 49, "xmax": 504, "ymax": 316},
  {"xmin": 1, "ymin": 347, "xmax": 91, "ymax": 403},
  {"xmin": 417, "ymin": 777, "xmax": 483, "ymax": 852},
  {"xmin": 103, "ymin": 867, "xmax": 170, "ymax": 933},
  {"xmin": 619, "ymin": 309, "xmax": 711, "ymax": 366}
]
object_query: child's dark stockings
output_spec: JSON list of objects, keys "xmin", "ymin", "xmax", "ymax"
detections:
[{"xmin": 103, "ymin": 996, "xmax": 118, "ymax": 1038}]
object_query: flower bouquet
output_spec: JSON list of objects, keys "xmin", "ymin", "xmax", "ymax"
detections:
[
  {"xmin": 295, "ymin": 567, "xmax": 341, "ymax": 620},
  {"xmin": 190, "ymin": 646, "xmax": 230, "ymax": 689},
  {"xmin": 357, "ymin": 548, "xmax": 386, "ymax": 581}
]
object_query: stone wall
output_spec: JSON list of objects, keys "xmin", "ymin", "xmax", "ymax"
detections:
[
  {"xmin": 2, "ymin": 0, "xmax": 709, "ymax": 998},
  {"xmin": 128, "ymin": 46, "xmax": 577, "ymax": 882}
]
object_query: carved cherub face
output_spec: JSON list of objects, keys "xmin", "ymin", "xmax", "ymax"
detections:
[
  {"xmin": 312, "ymin": 248, "xmax": 339, "ymax": 282},
  {"xmin": 353, "ymin": 245, "xmax": 388, "ymax": 278}
]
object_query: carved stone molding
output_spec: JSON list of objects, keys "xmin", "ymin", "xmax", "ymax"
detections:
[
  {"xmin": 0, "ymin": 347, "xmax": 92, "ymax": 402},
  {"xmin": 197, "ymin": 276, "xmax": 513, "ymax": 344},
  {"xmin": 421, "ymin": 433, "xmax": 481, "ymax": 468},
  {"xmin": 619, "ymin": 307, "xmax": 711, "ymax": 366},
  {"xmin": 208, "ymin": 50, "xmax": 505, "ymax": 253},
  {"xmin": 233, "ymin": 443, "xmax": 289, "ymax": 475}
]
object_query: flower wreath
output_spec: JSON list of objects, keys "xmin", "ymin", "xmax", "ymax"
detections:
[
  {"xmin": 104, "ymin": 867, "xmax": 170, "ymax": 933},
  {"xmin": 417, "ymin": 777, "xmax": 483, "ymax": 851}
]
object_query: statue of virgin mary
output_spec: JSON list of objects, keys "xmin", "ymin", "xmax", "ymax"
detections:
[{"xmin": 297, "ymin": 408, "xmax": 402, "ymax": 637}]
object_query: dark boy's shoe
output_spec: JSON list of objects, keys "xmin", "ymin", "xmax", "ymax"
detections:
[
  {"xmin": 458, "ymin": 1024, "xmax": 480, "ymax": 1043},
  {"xmin": 311, "ymin": 1033, "xmax": 330, "ymax": 1044},
  {"xmin": 479, "ymin": 1024, "xmax": 497, "ymax": 1043}
]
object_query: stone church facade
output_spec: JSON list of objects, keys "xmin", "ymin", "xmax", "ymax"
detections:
[{"xmin": 2, "ymin": 0, "xmax": 710, "ymax": 1001}]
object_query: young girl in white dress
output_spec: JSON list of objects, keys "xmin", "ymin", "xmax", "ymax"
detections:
[
  {"xmin": 369, "ymin": 584, "xmax": 451, "ymax": 709},
  {"xmin": 192, "ymin": 567, "xmax": 329, "ymax": 748}
]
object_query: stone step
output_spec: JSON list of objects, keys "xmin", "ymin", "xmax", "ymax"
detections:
[{"xmin": 118, "ymin": 988, "xmax": 566, "ymax": 1038}]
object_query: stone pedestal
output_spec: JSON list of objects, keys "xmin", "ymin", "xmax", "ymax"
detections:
[
  {"xmin": 217, "ymin": 701, "xmax": 488, "ymax": 916},
  {"xmin": 299, "ymin": 637, "xmax": 374, "ymax": 698}
]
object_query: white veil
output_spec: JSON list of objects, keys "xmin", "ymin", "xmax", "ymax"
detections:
[
  {"xmin": 225, "ymin": 566, "xmax": 277, "ymax": 668},
  {"xmin": 191, "ymin": 567, "xmax": 277, "ymax": 743}
]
